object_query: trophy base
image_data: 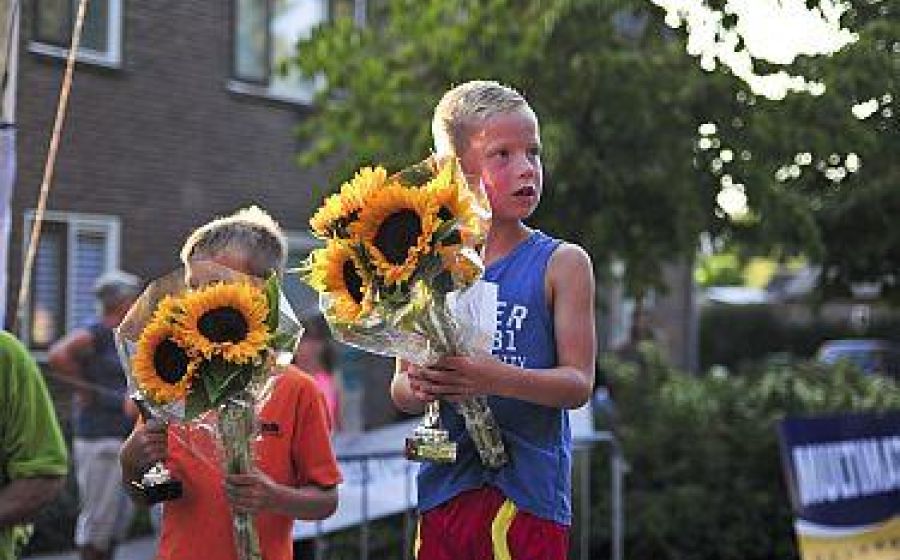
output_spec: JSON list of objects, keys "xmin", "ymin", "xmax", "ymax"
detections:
[
  {"xmin": 142, "ymin": 479, "xmax": 184, "ymax": 505},
  {"xmin": 405, "ymin": 437, "xmax": 457, "ymax": 463}
]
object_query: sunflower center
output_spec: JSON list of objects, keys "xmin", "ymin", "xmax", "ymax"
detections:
[
  {"xmin": 153, "ymin": 339, "xmax": 191, "ymax": 384},
  {"xmin": 374, "ymin": 209, "xmax": 422, "ymax": 265},
  {"xmin": 334, "ymin": 210, "xmax": 360, "ymax": 235},
  {"xmin": 198, "ymin": 307, "xmax": 249, "ymax": 343},
  {"xmin": 438, "ymin": 206, "xmax": 453, "ymax": 222},
  {"xmin": 342, "ymin": 260, "xmax": 365, "ymax": 304}
]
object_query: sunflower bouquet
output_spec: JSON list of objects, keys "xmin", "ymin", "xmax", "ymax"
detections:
[
  {"xmin": 115, "ymin": 261, "xmax": 302, "ymax": 560},
  {"xmin": 301, "ymin": 156, "xmax": 508, "ymax": 469}
]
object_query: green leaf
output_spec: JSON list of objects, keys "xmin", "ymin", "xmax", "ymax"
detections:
[
  {"xmin": 271, "ymin": 331, "xmax": 298, "ymax": 353},
  {"xmin": 392, "ymin": 158, "xmax": 437, "ymax": 187},
  {"xmin": 264, "ymin": 273, "xmax": 280, "ymax": 333},
  {"xmin": 412, "ymin": 253, "xmax": 444, "ymax": 285},
  {"xmin": 211, "ymin": 367, "xmax": 249, "ymax": 408},
  {"xmin": 432, "ymin": 220, "xmax": 458, "ymax": 244},
  {"xmin": 433, "ymin": 270, "xmax": 454, "ymax": 294},
  {"xmin": 185, "ymin": 381, "xmax": 212, "ymax": 420},
  {"xmin": 200, "ymin": 358, "xmax": 251, "ymax": 403}
]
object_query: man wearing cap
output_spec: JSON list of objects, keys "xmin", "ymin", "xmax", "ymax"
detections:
[{"xmin": 48, "ymin": 271, "xmax": 141, "ymax": 560}]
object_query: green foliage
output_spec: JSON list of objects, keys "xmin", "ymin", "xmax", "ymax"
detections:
[
  {"xmin": 264, "ymin": 274, "xmax": 281, "ymax": 332},
  {"xmin": 692, "ymin": 3, "xmax": 899, "ymax": 298},
  {"xmin": 591, "ymin": 346, "xmax": 900, "ymax": 560},
  {"xmin": 290, "ymin": 0, "xmax": 899, "ymax": 301},
  {"xmin": 699, "ymin": 304, "xmax": 900, "ymax": 370},
  {"xmin": 290, "ymin": 0, "xmax": 719, "ymax": 298},
  {"xmin": 695, "ymin": 253, "xmax": 745, "ymax": 287},
  {"xmin": 185, "ymin": 358, "xmax": 258, "ymax": 419}
]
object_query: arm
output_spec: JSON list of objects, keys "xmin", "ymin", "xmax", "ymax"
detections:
[
  {"xmin": 0, "ymin": 333, "xmax": 69, "ymax": 525},
  {"xmin": 119, "ymin": 420, "xmax": 168, "ymax": 502},
  {"xmin": 0, "ymin": 477, "xmax": 65, "ymax": 528},
  {"xmin": 47, "ymin": 328, "xmax": 94, "ymax": 404},
  {"xmin": 226, "ymin": 370, "xmax": 341, "ymax": 520},
  {"xmin": 225, "ymin": 473, "xmax": 338, "ymax": 520},
  {"xmin": 414, "ymin": 243, "xmax": 597, "ymax": 409}
]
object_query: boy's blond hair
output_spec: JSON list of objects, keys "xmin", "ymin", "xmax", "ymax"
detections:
[
  {"xmin": 432, "ymin": 80, "xmax": 533, "ymax": 157},
  {"xmin": 180, "ymin": 206, "xmax": 287, "ymax": 278}
]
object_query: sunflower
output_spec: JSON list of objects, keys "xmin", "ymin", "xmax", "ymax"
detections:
[
  {"xmin": 307, "ymin": 241, "xmax": 373, "ymax": 324},
  {"xmin": 352, "ymin": 182, "xmax": 440, "ymax": 286},
  {"xmin": 439, "ymin": 245, "xmax": 484, "ymax": 287},
  {"xmin": 424, "ymin": 160, "xmax": 481, "ymax": 237},
  {"xmin": 424, "ymin": 159, "xmax": 488, "ymax": 248},
  {"xmin": 132, "ymin": 317, "xmax": 197, "ymax": 404},
  {"xmin": 150, "ymin": 294, "xmax": 182, "ymax": 323},
  {"xmin": 310, "ymin": 167, "xmax": 388, "ymax": 238},
  {"xmin": 175, "ymin": 282, "xmax": 269, "ymax": 364}
]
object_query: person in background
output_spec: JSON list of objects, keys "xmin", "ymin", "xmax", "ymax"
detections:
[
  {"xmin": 48, "ymin": 271, "xmax": 142, "ymax": 560},
  {"xmin": 294, "ymin": 314, "xmax": 341, "ymax": 432},
  {"xmin": 0, "ymin": 331, "xmax": 69, "ymax": 560}
]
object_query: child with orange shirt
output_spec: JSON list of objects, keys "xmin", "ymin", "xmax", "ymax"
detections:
[{"xmin": 119, "ymin": 207, "xmax": 341, "ymax": 560}]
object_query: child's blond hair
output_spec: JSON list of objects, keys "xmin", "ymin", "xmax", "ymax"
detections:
[
  {"xmin": 180, "ymin": 206, "xmax": 287, "ymax": 278},
  {"xmin": 432, "ymin": 80, "xmax": 533, "ymax": 157}
]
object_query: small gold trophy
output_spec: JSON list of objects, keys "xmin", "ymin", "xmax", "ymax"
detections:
[
  {"xmin": 130, "ymin": 396, "xmax": 183, "ymax": 504},
  {"xmin": 405, "ymin": 400, "xmax": 457, "ymax": 463}
]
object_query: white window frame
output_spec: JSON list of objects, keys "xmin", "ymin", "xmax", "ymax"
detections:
[
  {"xmin": 228, "ymin": 0, "xmax": 349, "ymax": 105},
  {"xmin": 21, "ymin": 210, "xmax": 121, "ymax": 352},
  {"xmin": 28, "ymin": 0, "xmax": 123, "ymax": 68}
]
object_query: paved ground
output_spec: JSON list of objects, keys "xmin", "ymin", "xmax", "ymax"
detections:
[{"xmin": 23, "ymin": 536, "xmax": 158, "ymax": 560}]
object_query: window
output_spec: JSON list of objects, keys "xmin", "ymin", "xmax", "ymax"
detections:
[
  {"xmin": 30, "ymin": 0, "xmax": 123, "ymax": 67},
  {"xmin": 23, "ymin": 212, "xmax": 120, "ymax": 350},
  {"xmin": 230, "ymin": 0, "xmax": 348, "ymax": 104}
]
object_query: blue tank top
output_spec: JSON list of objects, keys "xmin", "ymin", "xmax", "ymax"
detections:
[
  {"xmin": 73, "ymin": 322, "xmax": 132, "ymax": 439},
  {"xmin": 417, "ymin": 230, "xmax": 572, "ymax": 525}
]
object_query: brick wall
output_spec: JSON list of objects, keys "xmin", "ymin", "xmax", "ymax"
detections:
[
  {"xmin": 8, "ymin": 1, "xmax": 403, "ymax": 429},
  {"xmin": 9, "ymin": 0, "xmax": 333, "ymax": 314}
]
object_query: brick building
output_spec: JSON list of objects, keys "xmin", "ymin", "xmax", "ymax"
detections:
[
  {"xmin": 8, "ymin": 0, "xmax": 397, "ymax": 429},
  {"xmin": 8, "ymin": 1, "xmax": 695, "ymax": 432}
]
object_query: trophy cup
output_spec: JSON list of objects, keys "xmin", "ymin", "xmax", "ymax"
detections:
[
  {"xmin": 405, "ymin": 400, "xmax": 457, "ymax": 463},
  {"xmin": 130, "ymin": 396, "xmax": 183, "ymax": 503}
]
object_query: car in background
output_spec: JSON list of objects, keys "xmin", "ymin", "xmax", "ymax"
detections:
[{"xmin": 816, "ymin": 339, "xmax": 900, "ymax": 380}]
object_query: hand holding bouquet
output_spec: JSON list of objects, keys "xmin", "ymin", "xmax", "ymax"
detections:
[
  {"xmin": 115, "ymin": 262, "xmax": 301, "ymax": 560},
  {"xmin": 301, "ymin": 156, "xmax": 508, "ymax": 469}
]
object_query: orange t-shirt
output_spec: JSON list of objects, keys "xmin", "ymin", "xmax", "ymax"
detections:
[{"xmin": 156, "ymin": 367, "xmax": 341, "ymax": 560}]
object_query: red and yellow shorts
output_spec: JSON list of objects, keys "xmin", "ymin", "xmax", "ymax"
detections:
[{"xmin": 415, "ymin": 486, "xmax": 569, "ymax": 560}]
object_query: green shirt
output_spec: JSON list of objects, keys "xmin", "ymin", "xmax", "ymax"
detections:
[{"xmin": 0, "ymin": 331, "xmax": 68, "ymax": 560}]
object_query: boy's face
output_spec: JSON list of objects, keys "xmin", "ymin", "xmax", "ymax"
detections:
[{"xmin": 460, "ymin": 108, "xmax": 543, "ymax": 222}]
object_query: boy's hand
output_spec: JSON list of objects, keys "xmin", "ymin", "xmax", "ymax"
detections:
[
  {"xmin": 225, "ymin": 468, "xmax": 278, "ymax": 515},
  {"xmin": 404, "ymin": 363, "xmax": 441, "ymax": 403},
  {"xmin": 418, "ymin": 354, "xmax": 499, "ymax": 402},
  {"xmin": 130, "ymin": 419, "xmax": 168, "ymax": 470}
]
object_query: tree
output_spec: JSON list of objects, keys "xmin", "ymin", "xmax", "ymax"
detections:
[
  {"xmin": 696, "ymin": 4, "xmax": 899, "ymax": 300},
  {"xmin": 289, "ymin": 0, "xmax": 899, "ymax": 306}
]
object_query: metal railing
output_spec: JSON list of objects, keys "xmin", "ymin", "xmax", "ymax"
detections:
[
  {"xmin": 304, "ymin": 432, "xmax": 626, "ymax": 560},
  {"xmin": 36, "ymin": 365, "xmax": 627, "ymax": 559}
]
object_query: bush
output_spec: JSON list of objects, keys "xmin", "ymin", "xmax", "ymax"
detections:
[
  {"xmin": 593, "ymin": 345, "xmax": 900, "ymax": 560},
  {"xmin": 699, "ymin": 304, "xmax": 900, "ymax": 370}
]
